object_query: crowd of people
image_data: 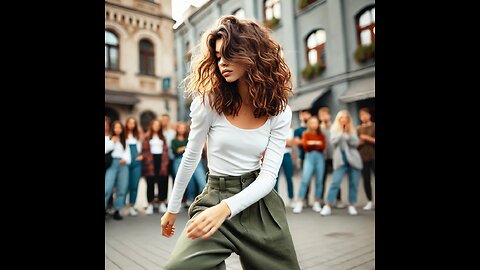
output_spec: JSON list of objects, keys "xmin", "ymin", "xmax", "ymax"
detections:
[{"xmin": 105, "ymin": 113, "xmax": 207, "ymax": 220}]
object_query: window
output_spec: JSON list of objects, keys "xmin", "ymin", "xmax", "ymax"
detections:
[
  {"xmin": 264, "ymin": 0, "xmax": 281, "ymax": 21},
  {"xmin": 162, "ymin": 77, "xmax": 171, "ymax": 91},
  {"xmin": 105, "ymin": 30, "xmax": 119, "ymax": 70},
  {"xmin": 356, "ymin": 5, "xmax": 375, "ymax": 45},
  {"xmin": 233, "ymin": 8, "xmax": 245, "ymax": 19},
  {"xmin": 306, "ymin": 29, "xmax": 326, "ymax": 66},
  {"xmin": 139, "ymin": 39, "xmax": 155, "ymax": 75}
]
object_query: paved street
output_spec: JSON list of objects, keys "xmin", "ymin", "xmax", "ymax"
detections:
[{"xmin": 106, "ymin": 172, "xmax": 375, "ymax": 270}]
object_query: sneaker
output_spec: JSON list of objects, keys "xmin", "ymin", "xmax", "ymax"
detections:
[
  {"xmin": 320, "ymin": 205, "xmax": 331, "ymax": 216},
  {"xmin": 113, "ymin": 210, "xmax": 123, "ymax": 220},
  {"xmin": 363, "ymin": 201, "xmax": 373, "ymax": 210},
  {"xmin": 293, "ymin": 201, "xmax": 303, "ymax": 214},
  {"xmin": 312, "ymin": 201, "xmax": 322, "ymax": 213},
  {"xmin": 106, "ymin": 207, "xmax": 116, "ymax": 215},
  {"xmin": 335, "ymin": 200, "xmax": 347, "ymax": 209},
  {"xmin": 288, "ymin": 200, "xmax": 296, "ymax": 208},
  {"xmin": 348, "ymin": 205, "xmax": 358, "ymax": 215},
  {"xmin": 145, "ymin": 204, "xmax": 154, "ymax": 215},
  {"xmin": 159, "ymin": 203, "xmax": 167, "ymax": 213},
  {"xmin": 129, "ymin": 207, "xmax": 138, "ymax": 216}
]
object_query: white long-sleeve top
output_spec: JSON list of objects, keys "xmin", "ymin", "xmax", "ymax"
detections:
[
  {"xmin": 149, "ymin": 136, "xmax": 164, "ymax": 154},
  {"xmin": 111, "ymin": 141, "xmax": 131, "ymax": 165},
  {"xmin": 126, "ymin": 134, "xmax": 142, "ymax": 154},
  {"xmin": 105, "ymin": 136, "xmax": 114, "ymax": 154},
  {"xmin": 167, "ymin": 96, "xmax": 292, "ymax": 218}
]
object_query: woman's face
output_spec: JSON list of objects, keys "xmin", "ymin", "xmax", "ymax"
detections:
[
  {"xmin": 308, "ymin": 118, "xmax": 320, "ymax": 130},
  {"xmin": 113, "ymin": 123, "xmax": 123, "ymax": 135},
  {"xmin": 215, "ymin": 39, "xmax": 246, "ymax": 83},
  {"xmin": 339, "ymin": 115, "xmax": 350, "ymax": 126},
  {"xmin": 152, "ymin": 121, "xmax": 161, "ymax": 133},
  {"xmin": 318, "ymin": 111, "xmax": 331, "ymax": 122},
  {"xmin": 359, "ymin": 111, "xmax": 371, "ymax": 123},
  {"xmin": 177, "ymin": 124, "xmax": 187, "ymax": 136},
  {"xmin": 127, "ymin": 119, "xmax": 136, "ymax": 130}
]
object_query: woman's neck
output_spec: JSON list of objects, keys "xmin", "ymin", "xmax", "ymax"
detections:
[{"xmin": 237, "ymin": 78, "xmax": 250, "ymax": 106}]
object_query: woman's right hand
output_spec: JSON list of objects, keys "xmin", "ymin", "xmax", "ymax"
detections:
[{"xmin": 161, "ymin": 211, "xmax": 177, "ymax": 238}]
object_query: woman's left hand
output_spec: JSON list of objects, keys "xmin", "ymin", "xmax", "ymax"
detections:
[{"xmin": 186, "ymin": 201, "xmax": 231, "ymax": 240}]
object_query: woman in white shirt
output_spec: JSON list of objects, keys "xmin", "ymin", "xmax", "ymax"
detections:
[
  {"xmin": 162, "ymin": 16, "xmax": 300, "ymax": 270},
  {"xmin": 141, "ymin": 119, "xmax": 170, "ymax": 215},
  {"xmin": 124, "ymin": 117, "xmax": 143, "ymax": 216},
  {"xmin": 105, "ymin": 121, "xmax": 130, "ymax": 220}
]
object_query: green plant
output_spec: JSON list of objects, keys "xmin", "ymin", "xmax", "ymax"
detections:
[
  {"xmin": 299, "ymin": 0, "xmax": 318, "ymax": 10},
  {"xmin": 302, "ymin": 61, "xmax": 326, "ymax": 80},
  {"xmin": 302, "ymin": 64, "xmax": 314, "ymax": 80},
  {"xmin": 354, "ymin": 43, "xmax": 375, "ymax": 64},
  {"xmin": 264, "ymin": 17, "xmax": 280, "ymax": 29},
  {"xmin": 312, "ymin": 62, "xmax": 325, "ymax": 76}
]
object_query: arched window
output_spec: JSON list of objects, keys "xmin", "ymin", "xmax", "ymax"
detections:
[
  {"xmin": 139, "ymin": 39, "xmax": 155, "ymax": 75},
  {"xmin": 105, "ymin": 30, "xmax": 119, "ymax": 70},
  {"xmin": 356, "ymin": 5, "xmax": 375, "ymax": 45},
  {"xmin": 264, "ymin": 0, "xmax": 281, "ymax": 21},
  {"xmin": 306, "ymin": 29, "xmax": 326, "ymax": 66}
]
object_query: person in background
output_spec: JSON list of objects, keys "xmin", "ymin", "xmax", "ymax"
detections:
[
  {"xmin": 124, "ymin": 117, "xmax": 143, "ymax": 216},
  {"xmin": 105, "ymin": 116, "xmax": 114, "ymax": 217},
  {"xmin": 321, "ymin": 110, "xmax": 362, "ymax": 216},
  {"xmin": 318, "ymin": 107, "xmax": 345, "ymax": 208},
  {"xmin": 293, "ymin": 117, "xmax": 325, "ymax": 214},
  {"xmin": 105, "ymin": 121, "xmax": 131, "ymax": 220},
  {"xmin": 275, "ymin": 126, "xmax": 295, "ymax": 208},
  {"xmin": 357, "ymin": 107, "xmax": 375, "ymax": 210},
  {"xmin": 293, "ymin": 109, "xmax": 313, "ymax": 207},
  {"xmin": 142, "ymin": 119, "xmax": 170, "ymax": 215}
]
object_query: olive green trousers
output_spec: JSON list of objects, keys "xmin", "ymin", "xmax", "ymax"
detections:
[{"xmin": 165, "ymin": 170, "xmax": 301, "ymax": 270}]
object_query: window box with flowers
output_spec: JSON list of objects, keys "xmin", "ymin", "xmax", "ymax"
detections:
[
  {"xmin": 354, "ymin": 43, "xmax": 375, "ymax": 64},
  {"xmin": 302, "ymin": 62, "xmax": 326, "ymax": 80},
  {"xmin": 264, "ymin": 17, "xmax": 280, "ymax": 29}
]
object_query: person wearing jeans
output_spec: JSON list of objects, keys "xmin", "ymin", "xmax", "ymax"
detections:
[
  {"xmin": 293, "ymin": 117, "xmax": 326, "ymax": 214},
  {"xmin": 318, "ymin": 106, "xmax": 345, "ymax": 208},
  {"xmin": 105, "ymin": 121, "xmax": 131, "ymax": 220},
  {"xmin": 275, "ymin": 127, "xmax": 295, "ymax": 208},
  {"xmin": 124, "ymin": 117, "xmax": 143, "ymax": 217},
  {"xmin": 321, "ymin": 110, "xmax": 363, "ymax": 216}
]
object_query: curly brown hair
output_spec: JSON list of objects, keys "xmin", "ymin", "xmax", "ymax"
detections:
[{"xmin": 185, "ymin": 15, "xmax": 292, "ymax": 118}]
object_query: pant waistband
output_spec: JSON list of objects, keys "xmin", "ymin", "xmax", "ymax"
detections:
[{"xmin": 207, "ymin": 169, "xmax": 260, "ymax": 191}]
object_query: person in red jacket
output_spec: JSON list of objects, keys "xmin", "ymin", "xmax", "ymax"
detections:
[{"xmin": 293, "ymin": 116, "xmax": 326, "ymax": 214}]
